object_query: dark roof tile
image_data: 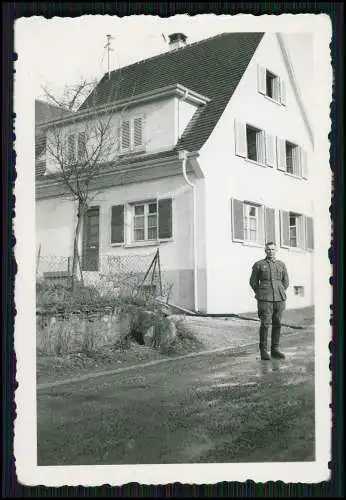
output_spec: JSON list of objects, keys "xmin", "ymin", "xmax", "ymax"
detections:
[{"xmin": 80, "ymin": 32, "xmax": 264, "ymax": 151}]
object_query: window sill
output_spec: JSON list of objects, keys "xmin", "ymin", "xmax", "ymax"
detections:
[
  {"xmin": 282, "ymin": 246, "xmax": 313, "ymax": 253},
  {"xmin": 244, "ymin": 157, "xmax": 267, "ymax": 168},
  {"xmin": 284, "ymin": 172, "xmax": 303, "ymax": 180},
  {"xmin": 124, "ymin": 239, "xmax": 173, "ymax": 249},
  {"xmin": 119, "ymin": 147, "xmax": 146, "ymax": 156},
  {"xmin": 263, "ymin": 94, "xmax": 283, "ymax": 106},
  {"xmin": 242, "ymin": 241, "xmax": 265, "ymax": 248}
]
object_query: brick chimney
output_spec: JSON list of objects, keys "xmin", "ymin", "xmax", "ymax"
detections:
[{"xmin": 168, "ymin": 33, "xmax": 187, "ymax": 51}]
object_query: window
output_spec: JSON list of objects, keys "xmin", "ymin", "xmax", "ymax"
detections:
[
  {"xmin": 110, "ymin": 198, "xmax": 172, "ymax": 245},
  {"xmin": 244, "ymin": 204, "xmax": 258, "ymax": 242},
  {"xmin": 120, "ymin": 116, "xmax": 144, "ymax": 152},
  {"xmin": 289, "ymin": 213, "xmax": 299, "ymax": 247},
  {"xmin": 67, "ymin": 132, "xmax": 87, "ymax": 164},
  {"xmin": 133, "ymin": 202, "xmax": 158, "ymax": 242},
  {"xmin": 235, "ymin": 121, "xmax": 266, "ymax": 165},
  {"xmin": 232, "ymin": 199, "xmax": 275, "ymax": 245},
  {"xmin": 280, "ymin": 210, "xmax": 314, "ymax": 250},
  {"xmin": 257, "ymin": 65, "xmax": 286, "ymax": 105},
  {"xmin": 294, "ymin": 286, "xmax": 305, "ymax": 297},
  {"xmin": 277, "ymin": 139, "xmax": 308, "ymax": 178},
  {"xmin": 266, "ymin": 71, "xmax": 280, "ymax": 101}
]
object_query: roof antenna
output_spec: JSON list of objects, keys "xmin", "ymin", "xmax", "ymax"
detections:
[{"xmin": 105, "ymin": 34, "xmax": 114, "ymax": 80}]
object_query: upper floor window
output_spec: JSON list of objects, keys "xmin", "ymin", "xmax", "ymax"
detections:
[
  {"xmin": 277, "ymin": 138, "xmax": 308, "ymax": 178},
  {"xmin": 257, "ymin": 65, "xmax": 286, "ymax": 105},
  {"xmin": 280, "ymin": 210, "xmax": 314, "ymax": 251},
  {"xmin": 67, "ymin": 131, "xmax": 87, "ymax": 165},
  {"xmin": 235, "ymin": 121, "xmax": 272, "ymax": 167},
  {"xmin": 231, "ymin": 198, "xmax": 276, "ymax": 246},
  {"xmin": 120, "ymin": 116, "xmax": 144, "ymax": 153}
]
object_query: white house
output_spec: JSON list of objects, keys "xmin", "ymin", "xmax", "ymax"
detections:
[{"xmin": 35, "ymin": 31, "xmax": 315, "ymax": 314}]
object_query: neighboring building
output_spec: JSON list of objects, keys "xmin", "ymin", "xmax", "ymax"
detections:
[
  {"xmin": 35, "ymin": 99, "xmax": 73, "ymax": 176},
  {"xmin": 35, "ymin": 32, "xmax": 315, "ymax": 314}
]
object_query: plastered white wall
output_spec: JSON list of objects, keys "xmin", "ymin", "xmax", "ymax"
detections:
[{"xmin": 200, "ymin": 33, "xmax": 315, "ymax": 313}]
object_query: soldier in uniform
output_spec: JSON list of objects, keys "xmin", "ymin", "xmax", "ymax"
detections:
[{"xmin": 249, "ymin": 241, "xmax": 289, "ymax": 360}]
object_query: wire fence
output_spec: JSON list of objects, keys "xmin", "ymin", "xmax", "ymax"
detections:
[{"xmin": 36, "ymin": 252, "xmax": 173, "ymax": 301}]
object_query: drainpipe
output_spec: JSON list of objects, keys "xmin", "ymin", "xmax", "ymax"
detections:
[{"xmin": 179, "ymin": 150, "xmax": 198, "ymax": 312}]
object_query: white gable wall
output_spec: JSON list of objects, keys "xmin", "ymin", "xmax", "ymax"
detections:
[{"xmin": 199, "ymin": 33, "xmax": 315, "ymax": 314}]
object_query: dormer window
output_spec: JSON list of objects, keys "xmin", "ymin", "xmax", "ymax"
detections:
[{"xmin": 120, "ymin": 116, "xmax": 144, "ymax": 152}]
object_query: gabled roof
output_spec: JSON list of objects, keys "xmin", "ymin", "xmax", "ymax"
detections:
[
  {"xmin": 35, "ymin": 99, "xmax": 73, "ymax": 126},
  {"xmin": 80, "ymin": 32, "xmax": 264, "ymax": 152}
]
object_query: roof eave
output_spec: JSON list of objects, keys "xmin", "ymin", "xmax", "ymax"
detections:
[{"xmin": 37, "ymin": 84, "xmax": 211, "ymax": 133}]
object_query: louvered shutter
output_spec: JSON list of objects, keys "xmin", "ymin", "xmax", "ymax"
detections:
[
  {"xmin": 301, "ymin": 148, "xmax": 308, "ymax": 179},
  {"xmin": 276, "ymin": 138, "xmax": 287, "ymax": 171},
  {"xmin": 280, "ymin": 210, "xmax": 290, "ymax": 248},
  {"xmin": 265, "ymin": 207, "xmax": 276, "ymax": 244},
  {"xmin": 158, "ymin": 199, "xmax": 172, "ymax": 239},
  {"xmin": 266, "ymin": 134, "xmax": 276, "ymax": 167},
  {"xmin": 121, "ymin": 120, "xmax": 130, "ymax": 151},
  {"xmin": 67, "ymin": 134, "xmax": 76, "ymax": 164},
  {"xmin": 292, "ymin": 145, "xmax": 301, "ymax": 176},
  {"xmin": 305, "ymin": 216, "xmax": 314, "ymax": 250},
  {"xmin": 280, "ymin": 79, "xmax": 287, "ymax": 106},
  {"xmin": 232, "ymin": 198, "xmax": 244, "ymax": 242},
  {"xmin": 77, "ymin": 132, "xmax": 86, "ymax": 161},
  {"xmin": 256, "ymin": 130, "xmax": 266, "ymax": 164},
  {"xmin": 234, "ymin": 120, "xmax": 247, "ymax": 158},
  {"xmin": 111, "ymin": 205, "xmax": 124, "ymax": 244},
  {"xmin": 257, "ymin": 65, "xmax": 266, "ymax": 95},
  {"xmin": 133, "ymin": 117, "xmax": 143, "ymax": 147}
]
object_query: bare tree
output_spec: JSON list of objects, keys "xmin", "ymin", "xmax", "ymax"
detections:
[{"xmin": 39, "ymin": 76, "xmax": 136, "ymax": 291}]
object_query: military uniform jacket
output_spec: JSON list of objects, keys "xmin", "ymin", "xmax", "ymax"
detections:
[{"xmin": 249, "ymin": 258, "xmax": 289, "ymax": 302}]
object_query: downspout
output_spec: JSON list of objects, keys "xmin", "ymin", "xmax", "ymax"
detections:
[{"xmin": 179, "ymin": 150, "xmax": 199, "ymax": 312}]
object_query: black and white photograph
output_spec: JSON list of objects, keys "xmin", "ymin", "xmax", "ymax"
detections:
[{"xmin": 14, "ymin": 13, "xmax": 332, "ymax": 486}]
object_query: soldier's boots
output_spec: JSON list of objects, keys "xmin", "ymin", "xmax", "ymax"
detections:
[
  {"xmin": 271, "ymin": 326, "xmax": 286, "ymax": 359},
  {"xmin": 259, "ymin": 326, "xmax": 271, "ymax": 361}
]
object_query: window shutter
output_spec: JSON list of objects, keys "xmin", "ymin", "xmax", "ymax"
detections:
[
  {"xmin": 111, "ymin": 205, "xmax": 124, "ymax": 244},
  {"xmin": 121, "ymin": 120, "xmax": 130, "ymax": 151},
  {"xmin": 265, "ymin": 134, "xmax": 276, "ymax": 167},
  {"xmin": 77, "ymin": 132, "xmax": 86, "ymax": 161},
  {"xmin": 265, "ymin": 207, "xmax": 276, "ymax": 244},
  {"xmin": 276, "ymin": 138, "xmax": 287, "ymax": 171},
  {"xmin": 297, "ymin": 215, "xmax": 305, "ymax": 249},
  {"xmin": 301, "ymin": 148, "xmax": 308, "ymax": 179},
  {"xmin": 256, "ymin": 130, "xmax": 266, "ymax": 164},
  {"xmin": 133, "ymin": 117, "xmax": 143, "ymax": 147},
  {"xmin": 305, "ymin": 216, "xmax": 314, "ymax": 250},
  {"xmin": 257, "ymin": 65, "xmax": 266, "ymax": 95},
  {"xmin": 280, "ymin": 210, "xmax": 290, "ymax": 248},
  {"xmin": 258, "ymin": 205, "xmax": 265, "ymax": 245},
  {"xmin": 158, "ymin": 199, "xmax": 172, "ymax": 239},
  {"xmin": 234, "ymin": 120, "xmax": 247, "ymax": 158},
  {"xmin": 231, "ymin": 198, "xmax": 244, "ymax": 242},
  {"xmin": 280, "ymin": 79, "xmax": 287, "ymax": 106},
  {"xmin": 67, "ymin": 134, "xmax": 76, "ymax": 164}
]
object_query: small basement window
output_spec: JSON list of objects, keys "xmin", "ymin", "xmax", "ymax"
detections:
[{"xmin": 294, "ymin": 286, "xmax": 305, "ymax": 297}]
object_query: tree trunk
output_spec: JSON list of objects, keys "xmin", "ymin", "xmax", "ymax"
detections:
[{"xmin": 71, "ymin": 200, "xmax": 84, "ymax": 292}]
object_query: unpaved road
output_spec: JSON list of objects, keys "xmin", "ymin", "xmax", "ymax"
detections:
[{"xmin": 37, "ymin": 328, "xmax": 314, "ymax": 465}]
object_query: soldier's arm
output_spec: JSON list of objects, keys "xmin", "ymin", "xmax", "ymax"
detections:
[
  {"xmin": 282, "ymin": 263, "xmax": 289, "ymax": 289},
  {"xmin": 249, "ymin": 263, "xmax": 259, "ymax": 292}
]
